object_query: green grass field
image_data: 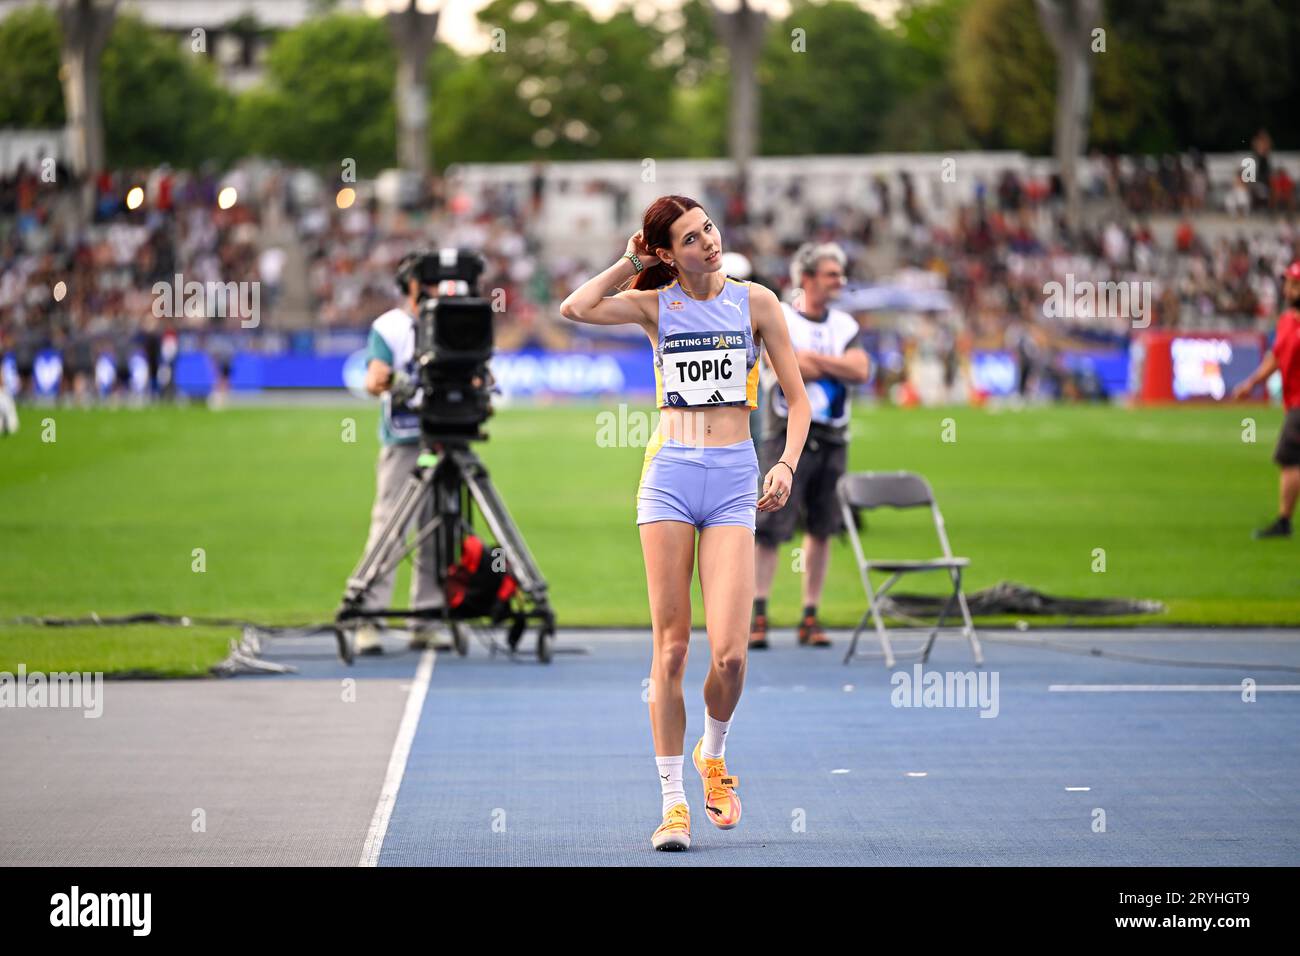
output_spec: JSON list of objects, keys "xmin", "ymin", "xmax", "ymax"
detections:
[{"xmin": 1, "ymin": 399, "xmax": 1296, "ymax": 675}]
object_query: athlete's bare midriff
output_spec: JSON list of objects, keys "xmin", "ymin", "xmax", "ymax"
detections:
[{"xmin": 654, "ymin": 406, "xmax": 753, "ymax": 446}]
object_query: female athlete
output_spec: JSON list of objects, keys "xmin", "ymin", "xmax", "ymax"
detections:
[{"xmin": 560, "ymin": 195, "xmax": 811, "ymax": 850}]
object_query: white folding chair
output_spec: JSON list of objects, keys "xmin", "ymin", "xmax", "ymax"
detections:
[{"xmin": 836, "ymin": 471, "xmax": 983, "ymax": 668}]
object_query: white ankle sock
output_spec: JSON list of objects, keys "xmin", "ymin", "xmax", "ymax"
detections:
[
  {"xmin": 656, "ymin": 755, "xmax": 686, "ymax": 816},
  {"xmin": 702, "ymin": 711, "xmax": 731, "ymax": 759}
]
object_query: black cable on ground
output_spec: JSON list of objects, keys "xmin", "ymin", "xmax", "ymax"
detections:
[
  {"xmin": 5, "ymin": 613, "xmax": 1297, "ymax": 672},
  {"xmin": 3, "ymin": 612, "xmax": 334, "ymax": 635},
  {"xmin": 0, "ymin": 611, "xmax": 580, "ymax": 659}
]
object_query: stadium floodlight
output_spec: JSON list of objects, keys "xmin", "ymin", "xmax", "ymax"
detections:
[
  {"xmin": 708, "ymin": 0, "xmax": 784, "ymax": 189},
  {"xmin": 365, "ymin": 0, "xmax": 442, "ymax": 176},
  {"xmin": 57, "ymin": 0, "xmax": 119, "ymax": 222},
  {"xmin": 710, "ymin": 1, "xmax": 787, "ymax": 22},
  {"xmin": 1035, "ymin": 0, "xmax": 1102, "ymax": 233},
  {"xmin": 364, "ymin": 0, "xmax": 443, "ymax": 14}
]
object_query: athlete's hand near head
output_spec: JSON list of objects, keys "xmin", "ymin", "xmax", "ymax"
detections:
[
  {"xmin": 559, "ymin": 235, "xmax": 659, "ymax": 331},
  {"xmin": 627, "ymin": 230, "xmax": 660, "ymax": 264}
]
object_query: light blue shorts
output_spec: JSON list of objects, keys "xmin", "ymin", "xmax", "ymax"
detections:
[{"xmin": 636, "ymin": 437, "xmax": 760, "ymax": 531}]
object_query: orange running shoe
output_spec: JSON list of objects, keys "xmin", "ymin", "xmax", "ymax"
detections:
[
  {"xmin": 692, "ymin": 738, "xmax": 741, "ymax": 829},
  {"xmin": 651, "ymin": 802, "xmax": 691, "ymax": 851},
  {"xmin": 797, "ymin": 614, "xmax": 832, "ymax": 647}
]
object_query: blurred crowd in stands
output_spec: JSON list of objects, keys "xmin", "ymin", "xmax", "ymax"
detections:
[
  {"xmin": 297, "ymin": 173, "xmax": 553, "ymax": 352},
  {"xmin": 1, "ymin": 161, "xmax": 279, "ymax": 400},
  {"xmin": 3, "ymin": 133, "xmax": 1298, "ymax": 404}
]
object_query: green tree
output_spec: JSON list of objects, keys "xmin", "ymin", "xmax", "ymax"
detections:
[
  {"xmin": 0, "ymin": 4, "xmax": 65, "ymax": 128},
  {"xmin": 100, "ymin": 15, "xmax": 238, "ymax": 167},
  {"xmin": 656, "ymin": 0, "xmax": 728, "ymax": 158},
  {"xmin": 880, "ymin": 0, "xmax": 977, "ymax": 150},
  {"xmin": 672, "ymin": 0, "xmax": 729, "ymax": 88},
  {"xmin": 952, "ymin": 0, "xmax": 1056, "ymax": 151},
  {"xmin": 236, "ymin": 14, "xmax": 397, "ymax": 174},
  {"xmin": 759, "ymin": 0, "xmax": 902, "ymax": 155},
  {"xmin": 952, "ymin": 0, "xmax": 1154, "ymax": 153},
  {"xmin": 431, "ymin": 0, "xmax": 674, "ymax": 164},
  {"xmin": 1086, "ymin": 14, "xmax": 1165, "ymax": 153},
  {"xmin": 893, "ymin": 0, "xmax": 969, "ymax": 98},
  {"xmin": 879, "ymin": 82, "xmax": 980, "ymax": 152},
  {"xmin": 658, "ymin": 79, "xmax": 729, "ymax": 159},
  {"xmin": 1106, "ymin": 0, "xmax": 1299, "ymax": 151}
]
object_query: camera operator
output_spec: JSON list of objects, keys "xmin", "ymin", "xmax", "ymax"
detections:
[{"xmin": 349, "ymin": 251, "xmax": 448, "ymax": 654}]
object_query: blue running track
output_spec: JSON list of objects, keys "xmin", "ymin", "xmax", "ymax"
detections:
[{"xmin": 350, "ymin": 629, "xmax": 1300, "ymax": 866}]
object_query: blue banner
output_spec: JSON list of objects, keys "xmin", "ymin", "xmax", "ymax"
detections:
[
  {"xmin": 3, "ymin": 343, "xmax": 1130, "ymax": 401},
  {"xmin": 971, "ymin": 348, "xmax": 1129, "ymax": 398}
]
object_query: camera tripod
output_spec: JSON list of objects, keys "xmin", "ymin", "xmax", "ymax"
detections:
[{"xmin": 334, "ymin": 441, "xmax": 556, "ymax": 663}]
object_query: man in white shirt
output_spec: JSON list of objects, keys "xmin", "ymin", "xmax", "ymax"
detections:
[{"xmin": 752, "ymin": 243, "xmax": 870, "ymax": 649}]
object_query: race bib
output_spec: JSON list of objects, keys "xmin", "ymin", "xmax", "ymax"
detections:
[{"xmin": 661, "ymin": 330, "xmax": 748, "ymax": 406}]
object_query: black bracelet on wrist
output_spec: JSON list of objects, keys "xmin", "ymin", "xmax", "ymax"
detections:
[{"xmin": 777, "ymin": 460, "xmax": 795, "ymax": 479}]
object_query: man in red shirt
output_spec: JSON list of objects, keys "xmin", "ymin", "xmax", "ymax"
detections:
[{"xmin": 1232, "ymin": 261, "xmax": 1300, "ymax": 538}]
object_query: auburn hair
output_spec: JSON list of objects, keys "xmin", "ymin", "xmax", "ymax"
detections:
[{"xmin": 626, "ymin": 195, "xmax": 704, "ymax": 291}]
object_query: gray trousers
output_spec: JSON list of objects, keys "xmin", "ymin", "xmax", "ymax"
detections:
[{"xmin": 357, "ymin": 442, "xmax": 445, "ymax": 625}]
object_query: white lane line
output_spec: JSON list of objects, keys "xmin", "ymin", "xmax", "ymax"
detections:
[
  {"xmin": 359, "ymin": 648, "xmax": 436, "ymax": 867},
  {"xmin": 1049, "ymin": 684, "xmax": 1300, "ymax": 692}
]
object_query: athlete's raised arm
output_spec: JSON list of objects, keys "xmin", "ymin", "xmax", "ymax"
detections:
[
  {"xmin": 751, "ymin": 282, "xmax": 811, "ymax": 507},
  {"xmin": 559, "ymin": 232, "xmax": 658, "ymax": 329}
]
